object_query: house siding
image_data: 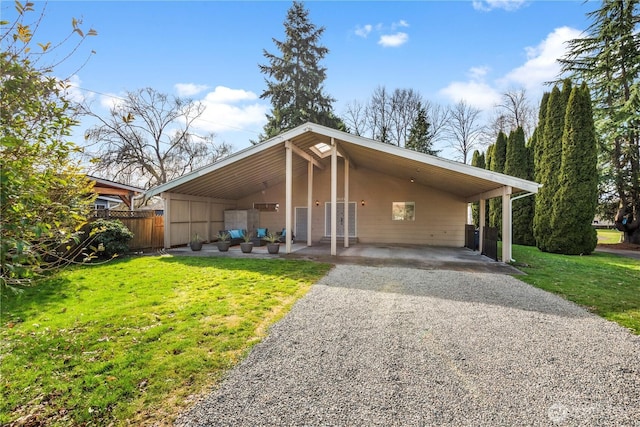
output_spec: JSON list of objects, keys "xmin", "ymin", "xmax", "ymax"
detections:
[{"xmin": 236, "ymin": 163, "xmax": 466, "ymax": 247}]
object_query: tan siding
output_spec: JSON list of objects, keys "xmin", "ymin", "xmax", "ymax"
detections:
[{"xmin": 235, "ymin": 163, "xmax": 467, "ymax": 246}]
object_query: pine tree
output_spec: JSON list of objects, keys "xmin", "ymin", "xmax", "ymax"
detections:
[
  {"xmin": 471, "ymin": 150, "xmax": 486, "ymax": 227},
  {"xmin": 406, "ymin": 104, "xmax": 440, "ymax": 155},
  {"xmin": 548, "ymin": 83, "xmax": 598, "ymax": 254},
  {"xmin": 505, "ymin": 127, "xmax": 536, "ymax": 246},
  {"xmin": 258, "ymin": 1, "xmax": 344, "ymax": 140},
  {"xmin": 534, "ymin": 83, "xmax": 569, "ymax": 251},
  {"xmin": 489, "ymin": 131, "xmax": 508, "ymax": 233}
]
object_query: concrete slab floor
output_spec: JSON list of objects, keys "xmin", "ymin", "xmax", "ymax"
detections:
[{"xmin": 164, "ymin": 242, "xmax": 523, "ymax": 275}]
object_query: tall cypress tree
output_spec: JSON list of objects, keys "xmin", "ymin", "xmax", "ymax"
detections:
[
  {"xmin": 258, "ymin": 1, "xmax": 344, "ymax": 141},
  {"xmin": 548, "ymin": 83, "xmax": 598, "ymax": 254},
  {"xmin": 534, "ymin": 83, "xmax": 569, "ymax": 251},
  {"xmin": 489, "ymin": 131, "xmax": 508, "ymax": 233},
  {"xmin": 471, "ymin": 150, "xmax": 486, "ymax": 227},
  {"xmin": 505, "ymin": 127, "xmax": 536, "ymax": 246},
  {"xmin": 533, "ymin": 91, "xmax": 550, "ymax": 183}
]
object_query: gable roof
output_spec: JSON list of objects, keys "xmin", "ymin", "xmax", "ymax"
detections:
[{"xmin": 144, "ymin": 122, "xmax": 540, "ymax": 202}]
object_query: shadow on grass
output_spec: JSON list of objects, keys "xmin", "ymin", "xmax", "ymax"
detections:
[{"xmin": 1, "ymin": 276, "xmax": 72, "ymax": 324}]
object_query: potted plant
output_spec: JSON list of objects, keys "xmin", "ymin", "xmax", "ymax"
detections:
[
  {"xmin": 190, "ymin": 233, "xmax": 204, "ymax": 251},
  {"xmin": 216, "ymin": 231, "xmax": 231, "ymax": 252},
  {"xmin": 240, "ymin": 231, "xmax": 253, "ymax": 253},
  {"xmin": 264, "ymin": 232, "xmax": 280, "ymax": 254}
]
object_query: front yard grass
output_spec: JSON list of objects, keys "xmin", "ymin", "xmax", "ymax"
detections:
[
  {"xmin": 512, "ymin": 244, "xmax": 640, "ymax": 334},
  {"xmin": 1, "ymin": 256, "xmax": 331, "ymax": 426}
]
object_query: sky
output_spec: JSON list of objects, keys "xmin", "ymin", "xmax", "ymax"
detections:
[{"xmin": 2, "ymin": 0, "xmax": 597, "ymax": 160}]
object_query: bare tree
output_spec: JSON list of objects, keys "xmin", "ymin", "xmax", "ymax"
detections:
[
  {"xmin": 494, "ymin": 88, "xmax": 535, "ymax": 138},
  {"xmin": 82, "ymin": 87, "xmax": 232, "ymax": 189},
  {"xmin": 367, "ymin": 85, "xmax": 393, "ymax": 143},
  {"xmin": 389, "ymin": 88, "xmax": 422, "ymax": 147},
  {"xmin": 446, "ymin": 100, "xmax": 485, "ymax": 164},
  {"xmin": 423, "ymin": 101, "xmax": 450, "ymax": 147},
  {"xmin": 342, "ymin": 99, "xmax": 367, "ymax": 136}
]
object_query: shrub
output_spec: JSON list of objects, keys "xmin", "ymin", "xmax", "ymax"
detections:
[{"xmin": 89, "ymin": 219, "xmax": 134, "ymax": 258}]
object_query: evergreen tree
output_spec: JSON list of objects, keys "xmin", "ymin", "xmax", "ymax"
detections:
[
  {"xmin": 548, "ymin": 83, "xmax": 599, "ymax": 254},
  {"xmin": 533, "ymin": 91, "xmax": 550, "ymax": 182},
  {"xmin": 406, "ymin": 104, "xmax": 440, "ymax": 155},
  {"xmin": 505, "ymin": 127, "xmax": 536, "ymax": 246},
  {"xmin": 489, "ymin": 131, "xmax": 508, "ymax": 233},
  {"xmin": 559, "ymin": 0, "xmax": 640, "ymax": 244},
  {"xmin": 258, "ymin": 1, "xmax": 344, "ymax": 140},
  {"xmin": 471, "ymin": 150, "xmax": 486, "ymax": 227},
  {"xmin": 534, "ymin": 83, "xmax": 569, "ymax": 251}
]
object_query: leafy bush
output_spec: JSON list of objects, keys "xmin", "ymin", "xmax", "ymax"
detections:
[{"xmin": 89, "ymin": 219, "xmax": 134, "ymax": 258}]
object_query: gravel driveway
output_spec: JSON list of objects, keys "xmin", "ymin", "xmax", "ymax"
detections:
[{"xmin": 176, "ymin": 266, "xmax": 640, "ymax": 426}]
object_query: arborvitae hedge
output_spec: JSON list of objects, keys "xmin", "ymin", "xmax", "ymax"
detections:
[
  {"xmin": 505, "ymin": 127, "xmax": 536, "ymax": 246},
  {"xmin": 548, "ymin": 83, "xmax": 598, "ymax": 254},
  {"xmin": 489, "ymin": 132, "xmax": 507, "ymax": 233},
  {"xmin": 471, "ymin": 150, "xmax": 485, "ymax": 227},
  {"xmin": 534, "ymin": 84, "xmax": 567, "ymax": 251}
]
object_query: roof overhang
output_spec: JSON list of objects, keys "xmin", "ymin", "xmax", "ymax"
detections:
[{"xmin": 144, "ymin": 123, "xmax": 540, "ymax": 202}]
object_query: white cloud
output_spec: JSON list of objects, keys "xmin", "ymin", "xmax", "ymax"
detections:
[
  {"xmin": 439, "ymin": 26, "xmax": 582, "ymax": 110},
  {"xmin": 193, "ymin": 86, "xmax": 267, "ymax": 134},
  {"xmin": 440, "ymin": 80, "xmax": 502, "ymax": 111},
  {"xmin": 392, "ymin": 20, "xmax": 409, "ymax": 29},
  {"xmin": 378, "ymin": 32, "xmax": 409, "ymax": 48},
  {"xmin": 355, "ymin": 24, "xmax": 373, "ymax": 38},
  {"xmin": 62, "ymin": 75, "xmax": 90, "ymax": 103},
  {"xmin": 99, "ymin": 92, "xmax": 126, "ymax": 110},
  {"xmin": 175, "ymin": 83, "xmax": 210, "ymax": 97},
  {"xmin": 204, "ymin": 86, "xmax": 258, "ymax": 103},
  {"xmin": 472, "ymin": 0, "xmax": 528, "ymax": 12},
  {"xmin": 501, "ymin": 26, "xmax": 582, "ymax": 91}
]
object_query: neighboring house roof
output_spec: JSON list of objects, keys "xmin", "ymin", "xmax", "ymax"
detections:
[
  {"xmin": 144, "ymin": 122, "xmax": 540, "ymax": 202},
  {"xmin": 89, "ymin": 175, "xmax": 145, "ymax": 208}
]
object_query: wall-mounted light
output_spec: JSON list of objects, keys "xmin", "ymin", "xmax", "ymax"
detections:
[
  {"xmin": 361, "ymin": 199, "xmax": 366, "ymax": 206},
  {"xmin": 315, "ymin": 199, "xmax": 320, "ymax": 207},
  {"xmin": 410, "ymin": 177, "xmax": 415, "ymax": 183},
  {"xmin": 275, "ymin": 203, "xmax": 280, "ymax": 211}
]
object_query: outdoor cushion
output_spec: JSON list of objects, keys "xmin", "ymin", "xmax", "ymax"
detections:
[
  {"xmin": 229, "ymin": 229, "xmax": 243, "ymax": 239},
  {"xmin": 257, "ymin": 228, "xmax": 267, "ymax": 238}
]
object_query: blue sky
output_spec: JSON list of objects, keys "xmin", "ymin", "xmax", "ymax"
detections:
[{"xmin": 3, "ymin": 0, "xmax": 596, "ymax": 156}]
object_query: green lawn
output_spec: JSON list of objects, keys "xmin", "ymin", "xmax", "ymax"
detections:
[
  {"xmin": 597, "ymin": 228, "xmax": 624, "ymax": 244},
  {"xmin": 512, "ymin": 244, "xmax": 640, "ymax": 334},
  {"xmin": 0, "ymin": 256, "xmax": 331, "ymax": 426}
]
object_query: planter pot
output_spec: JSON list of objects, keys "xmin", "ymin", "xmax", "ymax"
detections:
[
  {"xmin": 240, "ymin": 242, "xmax": 254, "ymax": 253},
  {"xmin": 267, "ymin": 243, "xmax": 280, "ymax": 254},
  {"xmin": 190, "ymin": 241, "xmax": 203, "ymax": 251},
  {"xmin": 216, "ymin": 241, "xmax": 231, "ymax": 252}
]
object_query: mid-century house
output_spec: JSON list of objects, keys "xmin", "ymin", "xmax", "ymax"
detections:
[{"xmin": 144, "ymin": 123, "xmax": 540, "ymax": 262}]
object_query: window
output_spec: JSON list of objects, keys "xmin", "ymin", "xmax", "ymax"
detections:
[{"xmin": 392, "ymin": 202, "xmax": 415, "ymax": 221}]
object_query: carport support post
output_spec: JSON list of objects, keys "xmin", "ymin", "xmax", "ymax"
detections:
[
  {"xmin": 344, "ymin": 157, "xmax": 349, "ymax": 248},
  {"xmin": 307, "ymin": 161, "xmax": 313, "ymax": 247},
  {"xmin": 285, "ymin": 141, "xmax": 293, "ymax": 254},
  {"xmin": 331, "ymin": 139, "xmax": 337, "ymax": 256},
  {"xmin": 479, "ymin": 198, "xmax": 485, "ymax": 253},
  {"xmin": 502, "ymin": 186, "xmax": 512, "ymax": 263}
]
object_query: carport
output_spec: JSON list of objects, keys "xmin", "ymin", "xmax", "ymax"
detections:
[{"xmin": 144, "ymin": 122, "xmax": 540, "ymax": 262}]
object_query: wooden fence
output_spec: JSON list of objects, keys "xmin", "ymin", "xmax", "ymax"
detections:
[
  {"xmin": 482, "ymin": 226, "xmax": 498, "ymax": 261},
  {"xmin": 91, "ymin": 210, "xmax": 164, "ymax": 252}
]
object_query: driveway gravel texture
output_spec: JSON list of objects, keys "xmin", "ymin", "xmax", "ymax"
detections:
[{"xmin": 175, "ymin": 265, "xmax": 640, "ymax": 427}]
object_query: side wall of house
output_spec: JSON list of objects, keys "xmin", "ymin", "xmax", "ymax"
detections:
[
  {"xmin": 163, "ymin": 192, "xmax": 236, "ymax": 247},
  {"xmin": 236, "ymin": 162, "xmax": 467, "ymax": 246}
]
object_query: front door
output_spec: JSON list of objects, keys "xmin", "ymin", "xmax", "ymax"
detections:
[{"xmin": 324, "ymin": 202, "xmax": 356, "ymax": 237}]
